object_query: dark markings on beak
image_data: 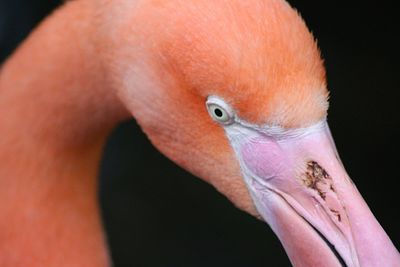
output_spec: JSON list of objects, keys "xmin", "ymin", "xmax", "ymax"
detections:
[
  {"xmin": 329, "ymin": 208, "xmax": 342, "ymax": 222},
  {"xmin": 330, "ymin": 184, "xmax": 336, "ymax": 193},
  {"xmin": 302, "ymin": 161, "xmax": 343, "ymax": 223},
  {"xmin": 303, "ymin": 161, "xmax": 335, "ymax": 200}
]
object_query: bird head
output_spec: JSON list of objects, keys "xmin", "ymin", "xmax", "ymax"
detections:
[{"xmin": 95, "ymin": 0, "xmax": 400, "ymax": 266}]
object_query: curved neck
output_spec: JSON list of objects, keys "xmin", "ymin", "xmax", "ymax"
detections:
[{"xmin": 0, "ymin": 1, "xmax": 129, "ymax": 266}]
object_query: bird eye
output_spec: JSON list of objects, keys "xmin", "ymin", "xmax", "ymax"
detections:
[
  {"xmin": 206, "ymin": 96, "xmax": 234, "ymax": 125},
  {"xmin": 208, "ymin": 104, "xmax": 230, "ymax": 122}
]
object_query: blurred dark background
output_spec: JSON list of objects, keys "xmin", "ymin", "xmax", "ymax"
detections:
[{"xmin": 1, "ymin": 1, "xmax": 399, "ymax": 266}]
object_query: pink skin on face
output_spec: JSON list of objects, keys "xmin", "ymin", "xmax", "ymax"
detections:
[{"xmin": 238, "ymin": 123, "xmax": 400, "ymax": 267}]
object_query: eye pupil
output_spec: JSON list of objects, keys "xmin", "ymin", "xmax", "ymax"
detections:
[{"xmin": 214, "ymin": 108, "xmax": 223, "ymax": 118}]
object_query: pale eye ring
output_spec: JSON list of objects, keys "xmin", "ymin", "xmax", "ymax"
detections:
[{"xmin": 206, "ymin": 96, "xmax": 234, "ymax": 125}]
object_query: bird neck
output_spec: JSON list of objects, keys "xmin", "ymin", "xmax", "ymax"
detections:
[{"xmin": 0, "ymin": 1, "xmax": 129, "ymax": 266}]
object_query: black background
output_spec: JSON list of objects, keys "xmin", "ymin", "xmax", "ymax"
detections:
[{"xmin": 1, "ymin": 1, "xmax": 399, "ymax": 266}]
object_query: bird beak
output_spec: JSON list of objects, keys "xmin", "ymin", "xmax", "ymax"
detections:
[{"xmin": 227, "ymin": 121, "xmax": 400, "ymax": 267}]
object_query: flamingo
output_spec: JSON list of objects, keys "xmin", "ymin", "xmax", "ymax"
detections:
[{"xmin": 0, "ymin": 0, "xmax": 399, "ymax": 266}]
